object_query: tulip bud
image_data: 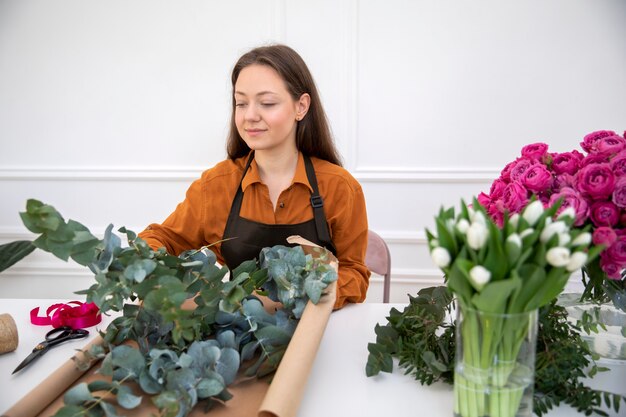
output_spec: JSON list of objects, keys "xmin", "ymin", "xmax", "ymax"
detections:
[
  {"xmin": 557, "ymin": 233, "xmax": 571, "ymax": 246},
  {"xmin": 505, "ymin": 233, "xmax": 522, "ymax": 264},
  {"xmin": 471, "ymin": 210, "xmax": 487, "ymax": 226},
  {"xmin": 566, "ymin": 251, "xmax": 588, "ymax": 272},
  {"xmin": 456, "ymin": 218, "xmax": 470, "ymax": 234},
  {"xmin": 557, "ymin": 206, "xmax": 576, "ymax": 222},
  {"xmin": 431, "ymin": 247, "xmax": 451, "ymax": 268},
  {"xmin": 469, "ymin": 265, "xmax": 491, "ymax": 291},
  {"xmin": 509, "ymin": 213, "xmax": 520, "ymax": 229},
  {"xmin": 572, "ymin": 232, "xmax": 592, "ymax": 247},
  {"xmin": 522, "ymin": 200, "xmax": 544, "ymax": 226},
  {"xmin": 540, "ymin": 221, "xmax": 567, "ymax": 243},
  {"xmin": 546, "ymin": 247, "xmax": 570, "ymax": 267},
  {"xmin": 467, "ymin": 222, "xmax": 488, "ymax": 250}
]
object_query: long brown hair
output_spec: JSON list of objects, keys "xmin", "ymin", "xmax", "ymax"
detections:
[{"xmin": 226, "ymin": 44, "xmax": 342, "ymax": 166}]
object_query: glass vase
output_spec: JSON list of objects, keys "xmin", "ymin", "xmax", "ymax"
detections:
[{"xmin": 454, "ymin": 303, "xmax": 538, "ymax": 417}]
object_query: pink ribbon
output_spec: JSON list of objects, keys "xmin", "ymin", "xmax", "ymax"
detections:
[{"xmin": 30, "ymin": 301, "xmax": 102, "ymax": 329}]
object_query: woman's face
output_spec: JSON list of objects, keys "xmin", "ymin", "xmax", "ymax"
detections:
[{"xmin": 234, "ymin": 64, "xmax": 309, "ymax": 155}]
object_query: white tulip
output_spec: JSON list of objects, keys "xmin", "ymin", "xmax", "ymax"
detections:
[
  {"xmin": 566, "ymin": 251, "xmax": 588, "ymax": 272},
  {"xmin": 572, "ymin": 233, "xmax": 592, "ymax": 246},
  {"xmin": 431, "ymin": 247, "xmax": 451, "ymax": 268},
  {"xmin": 546, "ymin": 247, "xmax": 571, "ymax": 267},
  {"xmin": 446, "ymin": 218, "xmax": 456, "ymax": 233},
  {"xmin": 456, "ymin": 218, "xmax": 470, "ymax": 234},
  {"xmin": 467, "ymin": 222, "xmax": 489, "ymax": 250},
  {"xmin": 557, "ymin": 207, "xmax": 577, "ymax": 222},
  {"xmin": 509, "ymin": 213, "xmax": 520, "ymax": 228},
  {"xmin": 558, "ymin": 233, "xmax": 571, "ymax": 246},
  {"xmin": 471, "ymin": 210, "xmax": 487, "ymax": 226},
  {"xmin": 522, "ymin": 200, "xmax": 544, "ymax": 226},
  {"xmin": 469, "ymin": 265, "xmax": 491, "ymax": 291},
  {"xmin": 520, "ymin": 228, "xmax": 535, "ymax": 239},
  {"xmin": 506, "ymin": 233, "xmax": 522, "ymax": 248},
  {"xmin": 540, "ymin": 221, "xmax": 568, "ymax": 243},
  {"xmin": 429, "ymin": 239, "xmax": 440, "ymax": 249}
]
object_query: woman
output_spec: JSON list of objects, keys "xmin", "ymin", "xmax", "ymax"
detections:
[{"xmin": 139, "ymin": 44, "xmax": 369, "ymax": 309}]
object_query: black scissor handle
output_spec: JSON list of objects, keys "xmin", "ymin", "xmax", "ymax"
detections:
[{"xmin": 44, "ymin": 326, "xmax": 89, "ymax": 348}]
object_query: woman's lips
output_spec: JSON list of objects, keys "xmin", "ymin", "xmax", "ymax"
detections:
[{"xmin": 245, "ymin": 129, "xmax": 266, "ymax": 137}]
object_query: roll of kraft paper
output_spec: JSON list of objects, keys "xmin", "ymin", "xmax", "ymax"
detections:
[{"xmin": 0, "ymin": 313, "xmax": 19, "ymax": 354}]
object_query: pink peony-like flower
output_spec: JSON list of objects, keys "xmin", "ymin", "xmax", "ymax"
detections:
[
  {"xmin": 502, "ymin": 182, "xmax": 529, "ymax": 213},
  {"xmin": 593, "ymin": 226, "xmax": 617, "ymax": 247},
  {"xmin": 489, "ymin": 179, "xmax": 507, "ymax": 200},
  {"xmin": 552, "ymin": 152, "xmax": 581, "ymax": 175},
  {"xmin": 521, "ymin": 142, "xmax": 549, "ymax": 161},
  {"xmin": 597, "ymin": 135, "xmax": 626, "ymax": 157},
  {"xmin": 610, "ymin": 151, "xmax": 626, "ymax": 176},
  {"xmin": 576, "ymin": 163, "xmax": 615, "ymax": 199},
  {"xmin": 607, "ymin": 235, "xmax": 626, "ymax": 264},
  {"xmin": 500, "ymin": 159, "xmax": 518, "ymax": 183},
  {"xmin": 612, "ymin": 176, "xmax": 626, "ymax": 208},
  {"xmin": 580, "ymin": 153, "xmax": 609, "ymax": 167},
  {"xmin": 554, "ymin": 173, "xmax": 576, "ymax": 190},
  {"xmin": 600, "ymin": 253, "xmax": 623, "ymax": 280},
  {"xmin": 580, "ymin": 130, "xmax": 616, "ymax": 153},
  {"xmin": 477, "ymin": 192, "xmax": 491, "ymax": 208},
  {"xmin": 509, "ymin": 158, "xmax": 535, "ymax": 183},
  {"xmin": 589, "ymin": 201, "xmax": 620, "ymax": 227},
  {"xmin": 548, "ymin": 187, "xmax": 589, "ymax": 226},
  {"xmin": 521, "ymin": 164, "xmax": 553, "ymax": 193}
]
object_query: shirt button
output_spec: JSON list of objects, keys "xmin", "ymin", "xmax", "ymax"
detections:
[{"xmin": 279, "ymin": 202, "xmax": 285, "ymax": 208}]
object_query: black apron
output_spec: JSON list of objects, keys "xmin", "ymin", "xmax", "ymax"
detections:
[{"xmin": 221, "ymin": 152, "xmax": 337, "ymax": 270}]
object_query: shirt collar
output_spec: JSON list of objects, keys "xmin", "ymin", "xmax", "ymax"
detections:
[{"xmin": 241, "ymin": 152, "xmax": 314, "ymax": 193}]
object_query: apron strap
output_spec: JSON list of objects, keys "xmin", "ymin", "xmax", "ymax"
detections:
[
  {"xmin": 227, "ymin": 152, "xmax": 256, "ymax": 222},
  {"xmin": 303, "ymin": 155, "xmax": 337, "ymax": 254}
]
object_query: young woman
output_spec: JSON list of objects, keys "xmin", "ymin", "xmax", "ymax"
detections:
[{"xmin": 139, "ymin": 44, "xmax": 369, "ymax": 309}]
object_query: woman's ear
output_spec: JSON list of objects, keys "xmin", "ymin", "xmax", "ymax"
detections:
[{"xmin": 295, "ymin": 93, "xmax": 311, "ymax": 121}]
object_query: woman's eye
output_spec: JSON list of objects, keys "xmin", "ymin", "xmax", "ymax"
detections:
[
  {"xmin": 235, "ymin": 103, "xmax": 247, "ymax": 108},
  {"xmin": 261, "ymin": 103, "xmax": 276, "ymax": 107}
]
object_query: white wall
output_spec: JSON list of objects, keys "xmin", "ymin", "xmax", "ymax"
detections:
[{"xmin": 1, "ymin": 0, "xmax": 625, "ymax": 301}]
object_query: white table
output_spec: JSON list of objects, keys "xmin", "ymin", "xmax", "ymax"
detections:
[
  {"xmin": 1, "ymin": 300, "xmax": 625, "ymax": 416},
  {"xmin": 0, "ymin": 299, "xmax": 117, "ymax": 414}
]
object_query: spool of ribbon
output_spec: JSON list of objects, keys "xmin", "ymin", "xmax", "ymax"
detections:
[
  {"xmin": 0, "ymin": 313, "xmax": 19, "ymax": 354},
  {"xmin": 30, "ymin": 301, "xmax": 101, "ymax": 329}
]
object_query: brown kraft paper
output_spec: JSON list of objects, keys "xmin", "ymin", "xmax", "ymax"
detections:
[{"xmin": 7, "ymin": 236, "xmax": 338, "ymax": 417}]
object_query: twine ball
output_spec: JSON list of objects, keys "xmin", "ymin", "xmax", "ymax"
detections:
[{"xmin": 0, "ymin": 313, "xmax": 18, "ymax": 354}]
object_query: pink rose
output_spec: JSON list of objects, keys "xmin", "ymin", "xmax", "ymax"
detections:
[
  {"xmin": 521, "ymin": 164, "xmax": 553, "ymax": 193},
  {"xmin": 580, "ymin": 153, "xmax": 609, "ymax": 167},
  {"xmin": 509, "ymin": 158, "xmax": 535, "ymax": 183},
  {"xmin": 607, "ymin": 235, "xmax": 626, "ymax": 264},
  {"xmin": 521, "ymin": 142, "xmax": 549, "ymax": 161},
  {"xmin": 580, "ymin": 130, "xmax": 617, "ymax": 153},
  {"xmin": 502, "ymin": 182, "xmax": 529, "ymax": 214},
  {"xmin": 551, "ymin": 152, "xmax": 581, "ymax": 175},
  {"xmin": 554, "ymin": 173, "xmax": 576, "ymax": 190},
  {"xmin": 609, "ymin": 151, "xmax": 626, "ymax": 176},
  {"xmin": 500, "ymin": 159, "xmax": 518, "ymax": 183},
  {"xmin": 612, "ymin": 176, "xmax": 626, "ymax": 208},
  {"xmin": 489, "ymin": 179, "xmax": 507, "ymax": 200},
  {"xmin": 477, "ymin": 192, "xmax": 491, "ymax": 208},
  {"xmin": 576, "ymin": 163, "xmax": 615, "ymax": 199},
  {"xmin": 589, "ymin": 201, "xmax": 620, "ymax": 227},
  {"xmin": 600, "ymin": 253, "xmax": 623, "ymax": 280},
  {"xmin": 592, "ymin": 226, "xmax": 617, "ymax": 247},
  {"xmin": 597, "ymin": 135, "xmax": 626, "ymax": 157},
  {"xmin": 548, "ymin": 187, "xmax": 589, "ymax": 226}
]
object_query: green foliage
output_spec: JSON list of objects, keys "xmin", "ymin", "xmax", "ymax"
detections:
[
  {"xmin": 365, "ymin": 286, "xmax": 626, "ymax": 417},
  {"xmin": 0, "ymin": 240, "xmax": 35, "ymax": 273},
  {"xmin": 1, "ymin": 199, "xmax": 337, "ymax": 417}
]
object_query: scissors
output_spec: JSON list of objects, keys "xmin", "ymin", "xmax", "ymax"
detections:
[{"xmin": 12, "ymin": 326, "xmax": 89, "ymax": 374}]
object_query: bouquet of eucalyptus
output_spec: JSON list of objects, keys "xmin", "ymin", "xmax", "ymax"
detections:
[
  {"xmin": 426, "ymin": 199, "xmax": 600, "ymax": 417},
  {"xmin": 0, "ymin": 200, "xmax": 337, "ymax": 417}
]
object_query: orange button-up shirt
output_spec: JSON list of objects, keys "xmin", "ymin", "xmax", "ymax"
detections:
[{"xmin": 138, "ymin": 152, "xmax": 370, "ymax": 309}]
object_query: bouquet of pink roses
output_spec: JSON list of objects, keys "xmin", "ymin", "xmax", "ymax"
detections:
[{"xmin": 477, "ymin": 129, "xmax": 626, "ymax": 312}]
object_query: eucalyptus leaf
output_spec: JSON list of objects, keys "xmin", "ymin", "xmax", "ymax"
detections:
[
  {"xmin": 0, "ymin": 240, "xmax": 35, "ymax": 273},
  {"xmin": 63, "ymin": 382, "xmax": 94, "ymax": 405}
]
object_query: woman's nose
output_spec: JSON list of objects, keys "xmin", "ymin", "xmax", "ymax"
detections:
[{"xmin": 244, "ymin": 104, "xmax": 261, "ymax": 121}]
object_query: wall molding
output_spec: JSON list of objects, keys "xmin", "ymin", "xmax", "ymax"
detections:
[{"xmin": 0, "ymin": 166, "xmax": 499, "ymax": 183}]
